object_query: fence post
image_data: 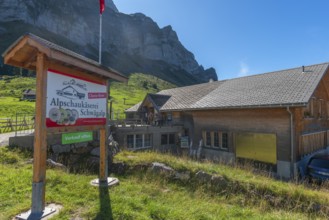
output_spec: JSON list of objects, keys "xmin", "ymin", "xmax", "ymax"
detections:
[{"xmin": 15, "ymin": 113, "xmax": 17, "ymax": 137}]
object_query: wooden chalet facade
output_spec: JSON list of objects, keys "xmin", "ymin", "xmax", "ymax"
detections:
[{"xmin": 120, "ymin": 63, "xmax": 329, "ymax": 179}]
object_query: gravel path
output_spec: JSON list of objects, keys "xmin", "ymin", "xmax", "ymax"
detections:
[
  {"xmin": 0, "ymin": 131, "xmax": 19, "ymax": 147},
  {"xmin": 0, "ymin": 132, "xmax": 22, "ymax": 147}
]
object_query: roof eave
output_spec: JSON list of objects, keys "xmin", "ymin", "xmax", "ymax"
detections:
[
  {"xmin": 160, "ymin": 102, "xmax": 308, "ymax": 112},
  {"xmin": 2, "ymin": 33, "xmax": 128, "ymax": 83}
]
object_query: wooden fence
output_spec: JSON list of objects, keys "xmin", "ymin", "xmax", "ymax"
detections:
[{"xmin": 299, "ymin": 131, "xmax": 327, "ymax": 157}]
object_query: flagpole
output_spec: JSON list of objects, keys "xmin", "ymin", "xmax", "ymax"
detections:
[{"xmin": 99, "ymin": 13, "xmax": 102, "ymax": 64}]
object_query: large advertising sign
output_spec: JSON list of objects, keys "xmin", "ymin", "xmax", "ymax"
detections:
[{"xmin": 46, "ymin": 69, "xmax": 107, "ymax": 127}]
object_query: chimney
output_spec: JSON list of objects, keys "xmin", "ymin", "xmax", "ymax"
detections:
[{"xmin": 302, "ymin": 66, "xmax": 305, "ymax": 73}]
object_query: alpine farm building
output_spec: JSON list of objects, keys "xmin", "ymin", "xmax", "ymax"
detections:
[{"xmin": 117, "ymin": 63, "xmax": 329, "ymax": 179}]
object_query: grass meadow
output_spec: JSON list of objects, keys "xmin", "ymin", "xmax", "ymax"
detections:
[{"xmin": 1, "ymin": 148, "xmax": 329, "ymax": 219}]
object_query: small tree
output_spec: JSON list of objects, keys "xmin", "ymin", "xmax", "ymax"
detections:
[
  {"xmin": 152, "ymin": 83, "xmax": 158, "ymax": 90},
  {"xmin": 142, "ymin": 81, "xmax": 148, "ymax": 89}
]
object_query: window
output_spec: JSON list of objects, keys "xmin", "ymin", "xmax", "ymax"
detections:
[
  {"xmin": 127, "ymin": 135, "xmax": 134, "ymax": 148},
  {"xmin": 304, "ymin": 97, "xmax": 316, "ymax": 118},
  {"xmin": 161, "ymin": 134, "xmax": 168, "ymax": 145},
  {"xmin": 144, "ymin": 134, "xmax": 152, "ymax": 147},
  {"xmin": 126, "ymin": 134, "xmax": 153, "ymax": 149},
  {"xmin": 311, "ymin": 97, "xmax": 316, "ymax": 117},
  {"xmin": 222, "ymin": 133, "xmax": 228, "ymax": 150},
  {"xmin": 205, "ymin": 131, "xmax": 211, "ymax": 146},
  {"xmin": 304, "ymin": 103, "xmax": 311, "ymax": 118},
  {"xmin": 161, "ymin": 133, "xmax": 176, "ymax": 145},
  {"xmin": 213, "ymin": 131, "xmax": 220, "ymax": 148},
  {"xmin": 202, "ymin": 130, "xmax": 229, "ymax": 150},
  {"xmin": 135, "ymin": 134, "xmax": 143, "ymax": 148},
  {"xmin": 169, "ymin": 133, "xmax": 175, "ymax": 144},
  {"xmin": 167, "ymin": 113, "xmax": 172, "ymax": 121},
  {"xmin": 184, "ymin": 128, "xmax": 189, "ymax": 136}
]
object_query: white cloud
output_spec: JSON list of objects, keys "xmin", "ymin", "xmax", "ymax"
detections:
[{"xmin": 238, "ymin": 62, "xmax": 250, "ymax": 77}]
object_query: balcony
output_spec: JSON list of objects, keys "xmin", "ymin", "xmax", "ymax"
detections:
[{"xmin": 109, "ymin": 118, "xmax": 184, "ymax": 128}]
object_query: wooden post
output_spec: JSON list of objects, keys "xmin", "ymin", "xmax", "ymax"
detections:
[
  {"xmin": 99, "ymin": 80, "xmax": 109, "ymax": 181},
  {"xmin": 99, "ymin": 128, "xmax": 107, "ymax": 181},
  {"xmin": 31, "ymin": 53, "xmax": 48, "ymax": 214}
]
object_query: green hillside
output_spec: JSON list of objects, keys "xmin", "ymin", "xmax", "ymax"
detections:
[
  {"xmin": 0, "ymin": 76, "xmax": 36, "ymax": 98},
  {"xmin": 110, "ymin": 73, "xmax": 175, "ymax": 119},
  {"xmin": 1, "ymin": 148, "xmax": 328, "ymax": 219},
  {"xmin": 0, "ymin": 76, "xmax": 36, "ymax": 118},
  {"xmin": 0, "ymin": 74, "xmax": 175, "ymax": 119}
]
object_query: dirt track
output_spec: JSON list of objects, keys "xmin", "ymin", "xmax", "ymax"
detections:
[{"xmin": 0, "ymin": 131, "xmax": 16, "ymax": 147}]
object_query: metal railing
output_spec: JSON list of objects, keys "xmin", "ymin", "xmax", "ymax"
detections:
[
  {"xmin": 0, "ymin": 118, "xmax": 14, "ymax": 133},
  {"xmin": 110, "ymin": 118, "xmax": 183, "ymax": 127},
  {"xmin": 14, "ymin": 113, "xmax": 35, "ymax": 136},
  {"xmin": 0, "ymin": 113, "xmax": 35, "ymax": 136}
]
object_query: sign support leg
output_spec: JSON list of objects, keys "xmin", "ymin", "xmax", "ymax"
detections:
[
  {"xmin": 90, "ymin": 80, "xmax": 120, "ymax": 188},
  {"xmin": 31, "ymin": 53, "xmax": 48, "ymax": 215},
  {"xmin": 99, "ymin": 128, "xmax": 108, "ymax": 181}
]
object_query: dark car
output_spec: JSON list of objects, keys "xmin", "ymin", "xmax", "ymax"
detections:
[{"xmin": 307, "ymin": 154, "xmax": 329, "ymax": 181}]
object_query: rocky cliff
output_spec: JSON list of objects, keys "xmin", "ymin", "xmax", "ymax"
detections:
[{"xmin": 0, "ymin": 0, "xmax": 217, "ymax": 85}]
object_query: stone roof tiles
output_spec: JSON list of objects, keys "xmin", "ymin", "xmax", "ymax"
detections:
[{"xmin": 126, "ymin": 63, "xmax": 329, "ymax": 112}]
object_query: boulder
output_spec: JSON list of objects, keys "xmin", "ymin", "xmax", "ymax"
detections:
[
  {"xmin": 210, "ymin": 175, "xmax": 228, "ymax": 189},
  {"xmin": 173, "ymin": 171, "xmax": 191, "ymax": 183},
  {"xmin": 74, "ymin": 142, "xmax": 88, "ymax": 149},
  {"xmin": 51, "ymin": 144, "xmax": 71, "ymax": 154},
  {"xmin": 110, "ymin": 162, "xmax": 128, "ymax": 175},
  {"xmin": 151, "ymin": 162, "xmax": 175, "ymax": 177},
  {"xmin": 131, "ymin": 163, "xmax": 150, "ymax": 172},
  {"xmin": 46, "ymin": 159, "xmax": 66, "ymax": 169},
  {"xmin": 195, "ymin": 170, "xmax": 212, "ymax": 184},
  {"xmin": 71, "ymin": 143, "xmax": 93, "ymax": 154},
  {"xmin": 90, "ymin": 147, "xmax": 101, "ymax": 157},
  {"xmin": 27, "ymin": 158, "xmax": 66, "ymax": 170}
]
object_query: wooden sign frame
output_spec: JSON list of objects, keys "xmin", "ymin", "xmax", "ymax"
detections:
[{"xmin": 2, "ymin": 33, "xmax": 127, "ymax": 218}]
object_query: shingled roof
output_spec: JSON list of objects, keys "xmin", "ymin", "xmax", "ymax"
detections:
[
  {"xmin": 126, "ymin": 63, "xmax": 329, "ymax": 112},
  {"xmin": 147, "ymin": 94, "xmax": 171, "ymax": 109},
  {"xmin": 2, "ymin": 33, "xmax": 128, "ymax": 82}
]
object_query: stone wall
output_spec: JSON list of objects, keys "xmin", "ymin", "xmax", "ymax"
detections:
[{"xmin": 9, "ymin": 131, "xmax": 111, "ymax": 170}]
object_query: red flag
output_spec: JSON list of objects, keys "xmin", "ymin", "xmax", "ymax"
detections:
[{"xmin": 99, "ymin": 0, "xmax": 105, "ymax": 14}]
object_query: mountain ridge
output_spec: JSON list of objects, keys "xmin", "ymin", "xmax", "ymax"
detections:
[{"xmin": 0, "ymin": 0, "xmax": 217, "ymax": 86}]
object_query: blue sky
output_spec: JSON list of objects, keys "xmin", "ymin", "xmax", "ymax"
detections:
[{"xmin": 113, "ymin": 0, "xmax": 329, "ymax": 80}]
